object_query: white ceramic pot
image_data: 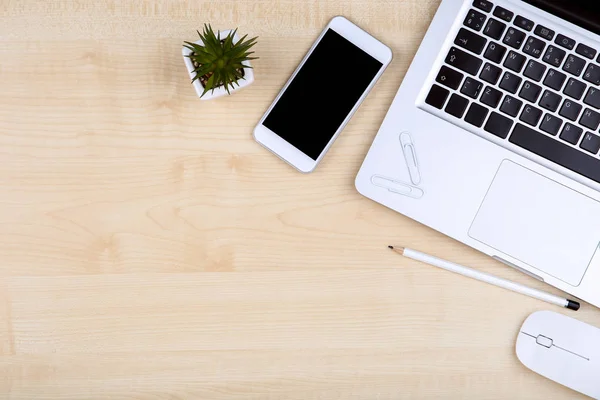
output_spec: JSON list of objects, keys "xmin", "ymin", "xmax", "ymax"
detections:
[{"xmin": 182, "ymin": 29, "xmax": 254, "ymax": 100}]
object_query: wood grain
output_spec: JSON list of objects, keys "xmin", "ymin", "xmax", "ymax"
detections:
[{"xmin": 0, "ymin": 0, "xmax": 599, "ymax": 399}]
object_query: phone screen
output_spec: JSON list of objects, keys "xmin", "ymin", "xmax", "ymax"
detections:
[{"xmin": 263, "ymin": 29, "xmax": 384, "ymax": 160}]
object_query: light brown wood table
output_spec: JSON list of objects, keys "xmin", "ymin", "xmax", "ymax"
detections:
[{"xmin": 1, "ymin": 1, "xmax": 598, "ymax": 398}]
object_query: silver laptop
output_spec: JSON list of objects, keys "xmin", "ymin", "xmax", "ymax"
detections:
[{"xmin": 356, "ymin": 0, "xmax": 600, "ymax": 308}]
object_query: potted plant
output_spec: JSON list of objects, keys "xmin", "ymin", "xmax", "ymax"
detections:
[{"xmin": 182, "ymin": 24, "xmax": 258, "ymax": 100}]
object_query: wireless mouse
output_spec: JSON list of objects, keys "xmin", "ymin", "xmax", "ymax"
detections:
[{"xmin": 516, "ymin": 310, "xmax": 600, "ymax": 399}]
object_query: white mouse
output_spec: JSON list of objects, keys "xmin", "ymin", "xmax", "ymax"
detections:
[{"xmin": 516, "ymin": 310, "xmax": 600, "ymax": 399}]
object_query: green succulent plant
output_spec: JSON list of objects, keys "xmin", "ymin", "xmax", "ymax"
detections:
[{"xmin": 184, "ymin": 24, "xmax": 258, "ymax": 97}]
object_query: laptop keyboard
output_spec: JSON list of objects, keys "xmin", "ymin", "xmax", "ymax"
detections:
[{"xmin": 425, "ymin": 0, "xmax": 600, "ymax": 185}]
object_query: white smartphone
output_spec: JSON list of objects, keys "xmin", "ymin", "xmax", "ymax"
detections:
[{"xmin": 253, "ymin": 16, "xmax": 392, "ymax": 173}]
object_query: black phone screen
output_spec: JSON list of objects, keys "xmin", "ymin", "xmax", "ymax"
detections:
[{"xmin": 263, "ymin": 29, "xmax": 383, "ymax": 160}]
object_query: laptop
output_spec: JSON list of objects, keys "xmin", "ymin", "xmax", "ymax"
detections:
[{"xmin": 355, "ymin": 0, "xmax": 600, "ymax": 308}]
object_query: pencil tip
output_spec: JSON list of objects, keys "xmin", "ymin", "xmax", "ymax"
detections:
[{"xmin": 389, "ymin": 245, "xmax": 406, "ymax": 254}]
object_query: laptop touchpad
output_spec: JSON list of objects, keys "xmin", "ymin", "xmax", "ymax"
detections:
[{"xmin": 469, "ymin": 160, "xmax": 600, "ymax": 286}]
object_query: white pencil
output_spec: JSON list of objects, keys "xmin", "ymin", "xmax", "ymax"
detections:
[{"xmin": 389, "ymin": 245, "xmax": 580, "ymax": 311}]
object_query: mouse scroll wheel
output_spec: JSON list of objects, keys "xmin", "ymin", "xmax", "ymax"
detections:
[{"xmin": 536, "ymin": 335, "xmax": 553, "ymax": 348}]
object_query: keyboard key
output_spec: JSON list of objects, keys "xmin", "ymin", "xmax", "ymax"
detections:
[
  {"xmin": 559, "ymin": 99, "xmax": 582, "ymax": 121},
  {"xmin": 523, "ymin": 59, "xmax": 546, "ymax": 81},
  {"xmin": 446, "ymin": 47, "xmax": 483, "ymax": 76},
  {"xmin": 523, "ymin": 36, "xmax": 546, "ymax": 58},
  {"xmin": 540, "ymin": 113, "xmax": 562, "ymax": 135},
  {"xmin": 483, "ymin": 42, "xmax": 507, "ymax": 63},
  {"xmin": 480, "ymin": 62, "xmax": 502, "ymax": 84},
  {"xmin": 543, "ymin": 69, "xmax": 566, "ymax": 91},
  {"xmin": 560, "ymin": 123, "xmax": 583, "ymax": 144},
  {"xmin": 464, "ymin": 103, "xmax": 489, "ymax": 127},
  {"xmin": 519, "ymin": 104, "xmax": 543, "ymax": 126},
  {"xmin": 464, "ymin": 9, "xmax": 487, "ymax": 31},
  {"xmin": 576, "ymin": 43, "xmax": 597, "ymax": 60},
  {"xmin": 500, "ymin": 95, "xmax": 523, "ymax": 117},
  {"xmin": 499, "ymin": 71, "xmax": 522, "ymax": 93},
  {"xmin": 445, "ymin": 93, "xmax": 470, "ymax": 118},
  {"xmin": 473, "ymin": 0, "xmax": 493, "ymax": 12},
  {"xmin": 514, "ymin": 15, "xmax": 534, "ymax": 31},
  {"xmin": 483, "ymin": 18, "xmax": 506, "ymax": 40},
  {"xmin": 484, "ymin": 111, "xmax": 513, "ymax": 138},
  {"xmin": 425, "ymin": 85, "xmax": 449, "ymax": 109},
  {"xmin": 539, "ymin": 90, "xmax": 562, "ymax": 112},
  {"xmin": 534, "ymin": 25, "xmax": 555, "ymax": 41},
  {"xmin": 493, "ymin": 6, "xmax": 513, "ymax": 22},
  {"xmin": 563, "ymin": 54, "xmax": 586, "ymax": 76},
  {"xmin": 471, "ymin": 1, "xmax": 493, "ymax": 13},
  {"xmin": 481, "ymin": 86, "xmax": 503, "ymax": 107},
  {"xmin": 543, "ymin": 45, "xmax": 566, "ymax": 67},
  {"xmin": 584, "ymin": 87, "xmax": 600, "ymax": 109},
  {"xmin": 579, "ymin": 108, "xmax": 600, "ymax": 130},
  {"xmin": 519, "ymin": 81, "xmax": 542, "ymax": 102},
  {"xmin": 503, "ymin": 50, "xmax": 526, "ymax": 72},
  {"xmin": 454, "ymin": 28, "xmax": 487, "ymax": 54},
  {"xmin": 555, "ymin": 34, "xmax": 576, "ymax": 50},
  {"xmin": 583, "ymin": 63, "xmax": 600, "ymax": 85},
  {"xmin": 563, "ymin": 78, "xmax": 586, "ymax": 100},
  {"xmin": 510, "ymin": 123, "xmax": 600, "ymax": 184},
  {"xmin": 460, "ymin": 77, "xmax": 484, "ymax": 98},
  {"xmin": 581, "ymin": 132, "xmax": 600, "ymax": 154},
  {"xmin": 436, "ymin": 66, "xmax": 464, "ymax": 90},
  {"xmin": 503, "ymin": 27, "xmax": 526, "ymax": 49}
]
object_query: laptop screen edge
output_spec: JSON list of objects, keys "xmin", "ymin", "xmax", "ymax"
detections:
[{"xmin": 521, "ymin": 1, "xmax": 600, "ymax": 36}]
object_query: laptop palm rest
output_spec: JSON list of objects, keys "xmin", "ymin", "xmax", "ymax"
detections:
[{"xmin": 469, "ymin": 160, "xmax": 600, "ymax": 286}]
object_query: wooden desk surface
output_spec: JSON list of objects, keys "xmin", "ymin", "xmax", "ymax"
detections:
[{"xmin": 1, "ymin": 1, "xmax": 598, "ymax": 398}]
